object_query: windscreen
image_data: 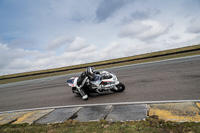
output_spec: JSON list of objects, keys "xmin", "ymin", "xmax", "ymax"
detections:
[
  {"xmin": 67, "ymin": 79, "xmax": 74, "ymax": 84},
  {"xmin": 93, "ymin": 75, "xmax": 101, "ymax": 81}
]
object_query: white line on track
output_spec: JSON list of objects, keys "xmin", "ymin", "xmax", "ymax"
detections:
[{"xmin": 1, "ymin": 99, "xmax": 200, "ymax": 114}]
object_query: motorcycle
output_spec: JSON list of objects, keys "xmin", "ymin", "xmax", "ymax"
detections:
[{"xmin": 67, "ymin": 71, "xmax": 125, "ymax": 99}]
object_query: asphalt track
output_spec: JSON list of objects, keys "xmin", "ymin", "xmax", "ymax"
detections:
[{"xmin": 0, "ymin": 55, "xmax": 200, "ymax": 112}]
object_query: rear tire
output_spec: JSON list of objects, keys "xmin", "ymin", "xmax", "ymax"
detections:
[{"xmin": 116, "ymin": 82, "xmax": 125, "ymax": 92}]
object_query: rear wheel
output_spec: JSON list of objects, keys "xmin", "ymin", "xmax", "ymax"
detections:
[{"xmin": 116, "ymin": 82, "xmax": 125, "ymax": 92}]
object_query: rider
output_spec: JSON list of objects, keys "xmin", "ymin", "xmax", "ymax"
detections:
[{"xmin": 76, "ymin": 67, "xmax": 99, "ymax": 100}]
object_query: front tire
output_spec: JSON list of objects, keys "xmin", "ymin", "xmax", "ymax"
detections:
[{"xmin": 116, "ymin": 82, "xmax": 125, "ymax": 92}]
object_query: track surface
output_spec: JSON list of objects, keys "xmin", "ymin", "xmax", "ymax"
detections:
[{"xmin": 0, "ymin": 56, "xmax": 200, "ymax": 112}]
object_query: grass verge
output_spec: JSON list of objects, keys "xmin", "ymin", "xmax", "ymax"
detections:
[
  {"xmin": 0, "ymin": 44, "xmax": 200, "ymax": 84},
  {"xmin": 0, "ymin": 118, "xmax": 200, "ymax": 133}
]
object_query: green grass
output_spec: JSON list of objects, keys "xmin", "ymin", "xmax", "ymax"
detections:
[
  {"xmin": 0, "ymin": 118, "xmax": 200, "ymax": 133},
  {"xmin": 0, "ymin": 44, "xmax": 200, "ymax": 84}
]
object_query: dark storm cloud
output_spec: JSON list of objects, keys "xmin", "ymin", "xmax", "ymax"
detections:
[{"xmin": 95, "ymin": 0, "xmax": 132, "ymax": 23}]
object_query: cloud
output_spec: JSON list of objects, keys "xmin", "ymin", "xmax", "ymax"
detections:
[
  {"xmin": 62, "ymin": 41, "xmax": 123, "ymax": 64},
  {"xmin": 71, "ymin": 11, "xmax": 87, "ymax": 22},
  {"xmin": 1, "ymin": 0, "xmax": 200, "ymax": 76},
  {"xmin": 46, "ymin": 36, "xmax": 74, "ymax": 50},
  {"xmin": 186, "ymin": 18, "xmax": 200, "ymax": 34},
  {"xmin": 124, "ymin": 43, "xmax": 156, "ymax": 56},
  {"xmin": 95, "ymin": 0, "xmax": 132, "ymax": 22},
  {"xmin": 0, "ymin": 38, "xmax": 100, "ymax": 75},
  {"xmin": 56, "ymin": 43, "xmax": 99, "ymax": 65},
  {"xmin": 7, "ymin": 39, "xmax": 36, "ymax": 49},
  {"xmin": 0, "ymin": 43, "xmax": 38, "ymax": 67},
  {"xmin": 76, "ymin": 44, "xmax": 99, "ymax": 61},
  {"xmin": 67, "ymin": 37, "xmax": 89, "ymax": 52},
  {"xmin": 118, "ymin": 20, "xmax": 172, "ymax": 40},
  {"xmin": 170, "ymin": 35, "xmax": 180, "ymax": 40},
  {"xmin": 130, "ymin": 9, "xmax": 161, "ymax": 21},
  {"xmin": 102, "ymin": 42, "xmax": 121, "ymax": 53},
  {"xmin": 0, "ymin": 43, "xmax": 40, "ymax": 74}
]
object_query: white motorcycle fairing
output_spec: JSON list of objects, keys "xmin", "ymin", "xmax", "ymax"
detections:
[{"xmin": 67, "ymin": 71, "xmax": 125, "ymax": 98}]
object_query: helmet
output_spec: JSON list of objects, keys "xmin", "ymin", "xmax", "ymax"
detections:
[{"xmin": 86, "ymin": 67, "xmax": 95, "ymax": 78}]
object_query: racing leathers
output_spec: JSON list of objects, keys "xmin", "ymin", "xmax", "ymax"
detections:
[{"xmin": 77, "ymin": 70, "xmax": 109, "ymax": 100}]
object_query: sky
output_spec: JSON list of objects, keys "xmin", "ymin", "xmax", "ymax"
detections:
[{"xmin": 0, "ymin": 0, "xmax": 200, "ymax": 75}]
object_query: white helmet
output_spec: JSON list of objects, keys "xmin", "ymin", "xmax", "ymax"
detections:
[{"xmin": 86, "ymin": 67, "xmax": 95, "ymax": 78}]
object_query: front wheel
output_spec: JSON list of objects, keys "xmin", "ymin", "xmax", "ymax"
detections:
[{"xmin": 115, "ymin": 82, "xmax": 125, "ymax": 92}]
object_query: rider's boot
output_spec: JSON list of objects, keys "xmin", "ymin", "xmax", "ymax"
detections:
[
  {"xmin": 79, "ymin": 87, "xmax": 88, "ymax": 100},
  {"xmin": 82, "ymin": 95, "xmax": 88, "ymax": 100}
]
